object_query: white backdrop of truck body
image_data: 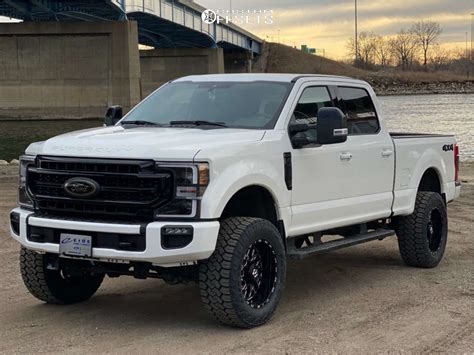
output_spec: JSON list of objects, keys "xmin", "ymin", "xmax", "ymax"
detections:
[{"xmin": 10, "ymin": 74, "xmax": 461, "ymax": 267}]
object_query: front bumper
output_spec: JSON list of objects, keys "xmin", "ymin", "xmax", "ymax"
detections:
[{"xmin": 10, "ymin": 208, "xmax": 220, "ymax": 267}]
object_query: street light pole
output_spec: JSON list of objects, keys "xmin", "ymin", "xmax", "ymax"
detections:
[
  {"xmin": 467, "ymin": 32, "xmax": 469, "ymax": 59},
  {"xmin": 471, "ymin": 13, "xmax": 474, "ymax": 61},
  {"xmin": 355, "ymin": 0, "xmax": 359, "ymax": 63}
]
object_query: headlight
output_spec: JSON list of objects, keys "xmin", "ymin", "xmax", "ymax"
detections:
[
  {"xmin": 155, "ymin": 162, "xmax": 209, "ymax": 218},
  {"xmin": 18, "ymin": 155, "xmax": 35, "ymax": 210}
]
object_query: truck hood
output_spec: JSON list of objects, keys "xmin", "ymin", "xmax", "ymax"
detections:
[{"xmin": 26, "ymin": 126, "xmax": 266, "ymax": 160}]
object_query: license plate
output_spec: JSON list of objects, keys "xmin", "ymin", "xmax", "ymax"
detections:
[{"xmin": 59, "ymin": 233, "xmax": 92, "ymax": 257}]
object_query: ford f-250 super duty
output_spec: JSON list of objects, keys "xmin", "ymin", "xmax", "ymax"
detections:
[{"xmin": 9, "ymin": 74, "xmax": 461, "ymax": 328}]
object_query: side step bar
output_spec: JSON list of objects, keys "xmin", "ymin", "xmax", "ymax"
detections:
[{"xmin": 287, "ymin": 228, "xmax": 395, "ymax": 260}]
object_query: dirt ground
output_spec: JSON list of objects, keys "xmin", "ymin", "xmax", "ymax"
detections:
[{"xmin": 0, "ymin": 164, "xmax": 472, "ymax": 354}]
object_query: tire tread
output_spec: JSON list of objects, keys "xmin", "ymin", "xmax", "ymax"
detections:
[
  {"xmin": 20, "ymin": 247, "xmax": 62, "ymax": 304},
  {"xmin": 199, "ymin": 217, "xmax": 284, "ymax": 328},
  {"xmin": 396, "ymin": 191, "xmax": 447, "ymax": 268},
  {"xmin": 20, "ymin": 247, "xmax": 103, "ymax": 304}
]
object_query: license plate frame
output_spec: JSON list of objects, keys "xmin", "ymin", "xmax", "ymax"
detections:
[{"xmin": 59, "ymin": 233, "xmax": 92, "ymax": 258}]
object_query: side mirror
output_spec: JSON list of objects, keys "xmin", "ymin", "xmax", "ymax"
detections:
[
  {"xmin": 289, "ymin": 123, "xmax": 309, "ymax": 135},
  {"xmin": 289, "ymin": 123, "xmax": 310, "ymax": 148},
  {"xmin": 317, "ymin": 107, "xmax": 348, "ymax": 145},
  {"xmin": 104, "ymin": 105, "xmax": 123, "ymax": 127},
  {"xmin": 292, "ymin": 135, "xmax": 310, "ymax": 148}
]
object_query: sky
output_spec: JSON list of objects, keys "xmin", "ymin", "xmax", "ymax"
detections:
[
  {"xmin": 1, "ymin": 1, "xmax": 472, "ymax": 59},
  {"xmin": 198, "ymin": 0, "xmax": 474, "ymax": 59}
]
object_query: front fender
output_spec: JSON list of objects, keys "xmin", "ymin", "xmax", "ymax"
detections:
[
  {"xmin": 200, "ymin": 158, "xmax": 290, "ymax": 222},
  {"xmin": 196, "ymin": 131, "xmax": 291, "ymax": 228}
]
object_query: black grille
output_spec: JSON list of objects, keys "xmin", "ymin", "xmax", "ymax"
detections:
[{"xmin": 27, "ymin": 156, "xmax": 173, "ymax": 222}]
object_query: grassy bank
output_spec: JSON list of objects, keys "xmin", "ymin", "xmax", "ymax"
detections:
[
  {"xmin": 257, "ymin": 43, "xmax": 474, "ymax": 95},
  {"xmin": 0, "ymin": 119, "xmax": 102, "ymax": 161}
]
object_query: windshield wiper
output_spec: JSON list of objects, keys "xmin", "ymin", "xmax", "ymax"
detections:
[
  {"xmin": 169, "ymin": 120, "xmax": 228, "ymax": 128},
  {"xmin": 121, "ymin": 120, "xmax": 162, "ymax": 126}
]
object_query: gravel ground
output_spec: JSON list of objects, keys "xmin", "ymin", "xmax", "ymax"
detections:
[{"xmin": 0, "ymin": 164, "xmax": 472, "ymax": 354}]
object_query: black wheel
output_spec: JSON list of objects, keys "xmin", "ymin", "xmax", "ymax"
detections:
[
  {"xmin": 396, "ymin": 191, "xmax": 448, "ymax": 268},
  {"xmin": 20, "ymin": 247, "xmax": 104, "ymax": 304},
  {"xmin": 199, "ymin": 217, "xmax": 286, "ymax": 328}
]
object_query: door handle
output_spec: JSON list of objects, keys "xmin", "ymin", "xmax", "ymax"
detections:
[
  {"xmin": 381, "ymin": 149, "xmax": 393, "ymax": 158},
  {"xmin": 340, "ymin": 152, "xmax": 353, "ymax": 161}
]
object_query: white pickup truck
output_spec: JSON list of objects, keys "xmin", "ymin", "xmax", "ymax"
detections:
[{"xmin": 10, "ymin": 74, "xmax": 461, "ymax": 328}]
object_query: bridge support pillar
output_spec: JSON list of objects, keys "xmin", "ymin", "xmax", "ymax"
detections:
[
  {"xmin": 0, "ymin": 21, "xmax": 141, "ymax": 119},
  {"xmin": 224, "ymin": 50, "xmax": 253, "ymax": 73},
  {"xmin": 139, "ymin": 48, "xmax": 224, "ymax": 97}
]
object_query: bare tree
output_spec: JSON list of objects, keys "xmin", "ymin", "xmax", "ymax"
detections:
[
  {"xmin": 412, "ymin": 20, "xmax": 442, "ymax": 67},
  {"xmin": 449, "ymin": 48, "xmax": 474, "ymax": 78},
  {"xmin": 347, "ymin": 32, "xmax": 377, "ymax": 67},
  {"xmin": 374, "ymin": 35, "xmax": 391, "ymax": 67},
  {"xmin": 389, "ymin": 29, "xmax": 418, "ymax": 70},
  {"xmin": 429, "ymin": 45, "xmax": 451, "ymax": 71},
  {"xmin": 346, "ymin": 37, "xmax": 358, "ymax": 63}
]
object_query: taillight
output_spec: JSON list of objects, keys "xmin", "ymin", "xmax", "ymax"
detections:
[{"xmin": 454, "ymin": 144, "xmax": 459, "ymax": 182}]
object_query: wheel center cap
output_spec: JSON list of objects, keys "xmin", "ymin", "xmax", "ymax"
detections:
[{"xmin": 251, "ymin": 268, "xmax": 259, "ymax": 278}]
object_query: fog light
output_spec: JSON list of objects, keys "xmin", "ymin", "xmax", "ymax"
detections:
[
  {"xmin": 161, "ymin": 226, "xmax": 193, "ymax": 249},
  {"xmin": 10, "ymin": 212, "xmax": 20, "ymax": 235}
]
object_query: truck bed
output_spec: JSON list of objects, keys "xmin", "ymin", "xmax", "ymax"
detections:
[
  {"xmin": 390, "ymin": 132, "xmax": 454, "ymax": 138},
  {"xmin": 390, "ymin": 132, "xmax": 457, "ymax": 217}
]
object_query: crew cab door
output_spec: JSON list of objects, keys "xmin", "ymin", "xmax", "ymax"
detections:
[{"xmin": 288, "ymin": 83, "xmax": 394, "ymax": 236}]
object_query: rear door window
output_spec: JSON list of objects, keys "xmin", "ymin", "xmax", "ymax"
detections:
[{"xmin": 339, "ymin": 87, "xmax": 379, "ymax": 134}]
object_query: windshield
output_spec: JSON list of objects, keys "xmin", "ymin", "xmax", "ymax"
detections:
[{"xmin": 122, "ymin": 81, "xmax": 291, "ymax": 129}]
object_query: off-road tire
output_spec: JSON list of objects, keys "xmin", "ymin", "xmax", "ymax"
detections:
[
  {"xmin": 20, "ymin": 247, "xmax": 104, "ymax": 304},
  {"xmin": 199, "ymin": 217, "xmax": 286, "ymax": 328},
  {"xmin": 396, "ymin": 191, "xmax": 448, "ymax": 268}
]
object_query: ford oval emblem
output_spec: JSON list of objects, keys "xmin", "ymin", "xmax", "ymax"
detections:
[{"xmin": 63, "ymin": 177, "xmax": 100, "ymax": 198}]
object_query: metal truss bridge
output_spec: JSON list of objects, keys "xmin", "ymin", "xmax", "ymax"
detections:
[{"xmin": 0, "ymin": 0, "xmax": 262, "ymax": 54}]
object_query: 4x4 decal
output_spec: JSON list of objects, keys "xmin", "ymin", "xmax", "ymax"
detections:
[{"xmin": 443, "ymin": 144, "xmax": 454, "ymax": 152}]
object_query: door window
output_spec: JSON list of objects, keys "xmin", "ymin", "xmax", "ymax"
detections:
[
  {"xmin": 290, "ymin": 86, "xmax": 333, "ymax": 143},
  {"xmin": 339, "ymin": 87, "xmax": 379, "ymax": 134}
]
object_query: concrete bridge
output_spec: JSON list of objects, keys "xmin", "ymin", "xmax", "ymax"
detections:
[
  {"xmin": 0, "ymin": 0, "xmax": 264, "ymax": 119},
  {"xmin": 0, "ymin": 0, "xmax": 262, "ymax": 53}
]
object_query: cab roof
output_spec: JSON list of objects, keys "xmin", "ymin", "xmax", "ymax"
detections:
[{"xmin": 173, "ymin": 73, "xmax": 367, "ymax": 85}]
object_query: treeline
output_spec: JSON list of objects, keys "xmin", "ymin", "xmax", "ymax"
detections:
[{"xmin": 346, "ymin": 20, "xmax": 473, "ymax": 74}]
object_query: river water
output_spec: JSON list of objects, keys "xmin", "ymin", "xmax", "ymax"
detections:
[{"xmin": 378, "ymin": 94, "xmax": 474, "ymax": 161}]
